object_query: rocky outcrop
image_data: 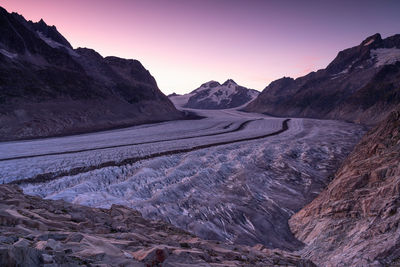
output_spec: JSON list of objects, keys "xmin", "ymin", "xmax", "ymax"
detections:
[
  {"xmin": 0, "ymin": 185, "xmax": 315, "ymax": 266},
  {"xmin": 289, "ymin": 106, "xmax": 400, "ymax": 266},
  {"xmin": 170, "ymin": 80, "xmax": 259, "ymax": 109},
  {"xmin": 244, "ymin": 33, "xmax": 400, "ymax": 125},
  {"xmin": 0, "ymin": 6, "xmax": 183, "ymax": 141}
]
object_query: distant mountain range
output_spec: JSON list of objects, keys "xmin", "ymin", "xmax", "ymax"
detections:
[
  {"xmin": 0, "ymin": 6, "xmax": 183, "ymax": 141},
  {"xmin": 169, "ymin": 79, "xmax": 259, "ymax": 109},
  {"xmin": 244, "ymin": 33, "xmax": 400, "ymax": 125}
]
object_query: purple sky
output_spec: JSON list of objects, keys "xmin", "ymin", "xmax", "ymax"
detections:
[{"xmin": 2, "ymin": 0, "xmax": 400, "ymax": 94}]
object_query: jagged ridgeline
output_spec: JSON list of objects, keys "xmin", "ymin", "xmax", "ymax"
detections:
[
  {"xmin": 0, "ymin": 7, "xmax": 184, "ymax": 141},
  {"xmin": 244, "ymin": 33, "xmax": 400, "ymax": 125}
]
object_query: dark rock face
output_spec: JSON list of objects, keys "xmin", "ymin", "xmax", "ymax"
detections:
[
  {"xmin": 0, "ymin": 184, "xmax": 316, "ymax": 266},
  {"xmin": 244, "ymin": 33, "xmax": 400, "ymax": 125},
  {"xmin": 0, "ymin": 6, "xmax": 183, "ymax": 141},
  {"xmin": 289, "ymin": 107, "xmax": 400, "ymax": 266},
  {"xmin": 182, "ymin": 80, "xmax": 259, "ymax": 109},
  {"xmin": 29, "ymin": 18, "xmax": 73, "ymax": 49}
]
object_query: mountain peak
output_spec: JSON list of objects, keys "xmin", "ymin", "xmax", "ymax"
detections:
[
  {"xmin": 183, "ymin": 79, "xmax": 258, "ymax": 109},
  {"xmin": 37, "ymin": 18, "xmax": 51, "ymax": 28},
  {"xmin": 222, "ymin": 79, "xmax": 237, "ymax": 86},
  {"xmin": 361, "ymin": 33, "xmax": 382, "ymax": 46},
  {"xmin": 30, "ymin": 18, "xmax": 72, "ymax": 49},
  {"xmin": 200, "ymin": 80, "xmax": 220, "ymax": 88}
]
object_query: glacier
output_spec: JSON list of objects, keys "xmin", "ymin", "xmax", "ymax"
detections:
[{"xmin": 0, "ymin": 108, "xmax": 365, "ymax": 250}]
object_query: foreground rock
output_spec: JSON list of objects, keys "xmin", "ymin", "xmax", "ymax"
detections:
[
  {"xmin": 170, "ymin": 80, "xmax": 259, "ymax": 109},
  {"xmin": 0, "ymin": 6, "xmax": 183, "ymax": 141},
  {"xmin": 0, "ymin": 185, "xmax": 315, "ymax": 266},
  {"xmin": 289, "ymin": 107, "xmax": 400, "ymax": 266},
  {"xmin": 244, "ymin": 33, "xmax": 400, "ymax": 125}
]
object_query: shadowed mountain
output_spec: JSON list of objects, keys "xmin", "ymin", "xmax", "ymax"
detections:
[
  {"xmin": 244, "ymin": 33, "xmax": 400, "ymax": 125},
  {"xmin": 0, "ymin": 6, "xmax": 184, "ymax": 141}
]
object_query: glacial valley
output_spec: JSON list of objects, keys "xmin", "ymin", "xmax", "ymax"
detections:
[{"xmin": 1, "ymin": 107, "xmax": 365, "ymax": 251}]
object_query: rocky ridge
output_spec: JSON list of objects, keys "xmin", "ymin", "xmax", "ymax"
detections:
[
  {"xmin": 289, "ymin": 106, "xmax": 400, "ymax": 266},
  {"xmin": 0, "ymin": 184, "xmax": 315, "ymax": 266},
  {"xmin": 244, "ymin": 33, "xmax": 400, "ymax": 125},
  {"xmin": 0, "ymin": 6, "xmax": 183, "ymax": 141}
]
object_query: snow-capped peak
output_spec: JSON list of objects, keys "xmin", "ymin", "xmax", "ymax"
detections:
[
  {"xmin": 170, "ymin": 79, "xmax": 259, "ymax": 109},
  {"xmin": 222, "ymin": 79, "xmax": 237, "ymax": 87}
]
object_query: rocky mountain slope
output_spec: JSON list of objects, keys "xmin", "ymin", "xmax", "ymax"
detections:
[
  {"xmin": 289, "ymin": 106, "xmax": 400, "ymax": 266},
  {"xmin": 0, "ymin": 6, "xmax": 183, "ymax": 141},
  {"xmin": 0, "ymin": 185, "xmax": 316, "ymax": 267},
  {"xmin": 170, "ymin": 80, "xmax": 259, "ymax": 109},
  {"xmin": 244, "ymin": 33, "xmax": 400, "ymax": 125}
]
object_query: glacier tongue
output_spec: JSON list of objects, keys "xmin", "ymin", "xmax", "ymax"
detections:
[{"xmin": 2, "ymin": 109, "xmax": 365, "ymax": 250}]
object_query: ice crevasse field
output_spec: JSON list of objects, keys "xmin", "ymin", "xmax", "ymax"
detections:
[{"xmin": 0, "ymin": 106, "xmax": 365, "ymax": 250}]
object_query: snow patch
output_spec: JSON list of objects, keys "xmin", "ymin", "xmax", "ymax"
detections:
[
  {"xmin": 247, "ymin": 89, "xmax": 259, "ymax": 99},
  {"xmin": 37, "ymin": 31, "xmax": 79, "ymax": 57},
  {"xmin": 199, "ymin": 84, "xmax": 238, "ymax": 105},
  {"xmin": 331, "ymin": 66, "xmax": 350, "ymax": 77},
  {"xmin": 170, "ymin": 81, "xmax": 259, "ymax": 108},
  {"xmin": 331, "ymin": 59, "xmax": 357, "ymax": 77},
  {"xmin": 193, "ymin": 81, "xmax": 220, "ymax": 93},
  {"xmin": 0, "ymin": 48, "xmax": 17, "ymax": 59},
  {"xmin": 194, "ymin": 82, "xmax": 258, "ymax": 106},
  {"xmin": 37, "ymin": 31, "xmax": 63, "ymax": 48},
  {"xmin": 371, "ymin": 48, "xmax": 400, "ymax": 67}
]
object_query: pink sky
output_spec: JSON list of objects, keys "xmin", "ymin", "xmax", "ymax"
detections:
[{"xmin": 2, "ymin": 0, "xmax": 400, "ymax": 94}]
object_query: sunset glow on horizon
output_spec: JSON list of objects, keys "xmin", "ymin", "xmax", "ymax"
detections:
[{"xmin": 2, "ymin": 0, "xmax": 400, "ymax": 94}]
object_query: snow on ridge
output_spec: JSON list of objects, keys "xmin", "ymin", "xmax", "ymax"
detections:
[
  {"xmin": 371, "ymin": 48, "xmax": 400, "ymax": 67},
  {"xmin": 331, "ymin": 59, "xmax": 358, "ymax": 78},
  {"xmin": 197, "ymin": 81, "xmax": 258, "ymax": 105},
  {"xmin": 198, "ymin": 82, "xmax": 239, "ymax": 105},
  {"xmin": 0, "ymin": 48, "xmax": 18, "ymax": 59},
  {"xmin": 223, "ymin": 80, "xmax": 237, "ymax": 88},
  {"xmin": 170, "ymin": 81, "xmax": 259, "ymax": 108},
  {"xmin": 248, "ymin": 89, "xmax": 259, "ymax": 99},
  {"xmin": 193, "ymin": 81, "xmax": 220, "ymax": 93},
  {"xmin": 37, "ymin": 31, "xmax": 79, "ymax": 57},
  {"xmin": 37, "ymin": 31, "xmax": 63, "ymax": 48}
]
